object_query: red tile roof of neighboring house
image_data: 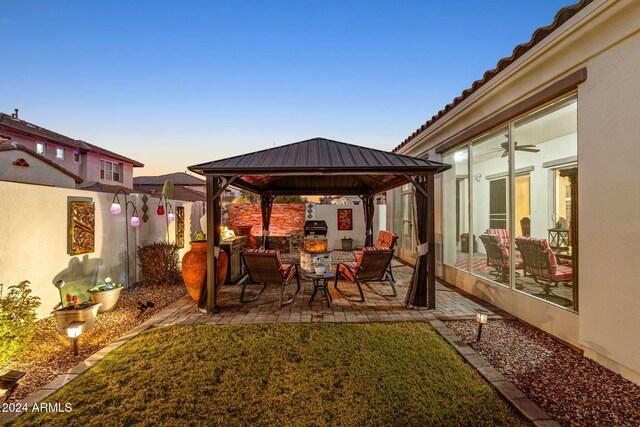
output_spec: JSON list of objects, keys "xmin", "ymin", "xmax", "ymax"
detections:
[
  {"xmin": 133, "ymin": 172, "xmax": 205, "ymax": 186},
  {"xmin": 0, "ymin": 142, "xmax": 83, "ymax": 183},
  {"xmin": 134, "ymin": 184, "xmax": 207, "ymax": 202},
  {"xmin": 0, "ymin": 113, "xmax": 144, "ymax": 167},
  {"xmin": 393, "ymin": 0, "xmax": 592, "ymax": 153},
  {"xmin": 79, "ymin": 182, "xmax": 142, "ymax": 195}
]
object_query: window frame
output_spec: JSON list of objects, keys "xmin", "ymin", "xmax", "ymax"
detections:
[{"xmin": 56, "ymin": 148, "xmax": 65, "ymax": 160}]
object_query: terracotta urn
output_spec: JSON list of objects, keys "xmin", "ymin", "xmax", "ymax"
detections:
[
  {"xmin": 181, "ymin": 241, "xmax": 228, "ymax": 301},
  {"xmin": 234, "ymin": 225, "xmax": 257, "ymax": 249},
  {"xmin": 51, "ymin": 303, "xmax": 101, "ymax": 335}
]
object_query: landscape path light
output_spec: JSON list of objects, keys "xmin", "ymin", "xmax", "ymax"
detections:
[
  {"xmin": 64, "ymin": 320, "xmax": 85, "ymax": 356},
  {"xmin": 475, "ymin": 309, "xmax": 490, "ymax": 342}
]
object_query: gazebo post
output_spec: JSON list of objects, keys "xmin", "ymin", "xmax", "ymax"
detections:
[
  {"xmin": 361, "ymin": 194, "xmax": 375, "ymax": 246},
  {"xmin": 199, "ymin": 174, "xmax": 221, "ymax": 313},
  {"xmin": 260, "ymin": 195, "xmax": 275, "ymax": 249},
  {"xmin": 404, "ymin": 174, "xmax": 436, "ymax": 309}
]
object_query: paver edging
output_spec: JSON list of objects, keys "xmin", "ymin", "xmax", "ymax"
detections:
[{"xmin": 426, "ymin": 317, "xmax": 560, "ymax": 426}]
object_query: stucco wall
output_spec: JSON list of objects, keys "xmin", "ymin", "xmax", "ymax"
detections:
[
  {"xmin": 0, "ymin": 150, "xmax": 77, "ymax": 188},
  {"xmin": 0, "ymin": 180, "xmax": 194, "ymax": 320},
  {"xmin": 390, "ymin": 0, "xmax": 640, "ymax": 384}
]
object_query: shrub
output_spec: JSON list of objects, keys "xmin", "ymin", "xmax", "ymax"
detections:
[
  {"xmin": 0, "ymin": 280, "xmax": 41, "ymax": 368},
  {"xmin": 137, "ymin": 241, "xmax": 183, "ymax": 286}
]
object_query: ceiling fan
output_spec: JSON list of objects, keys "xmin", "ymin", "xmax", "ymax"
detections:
[{"xmin": 489, "ymin": 135, "xmax": 540, "ymax": 157}]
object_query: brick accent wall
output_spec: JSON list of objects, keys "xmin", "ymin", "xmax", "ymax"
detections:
[{"xmin": 228, "ymin": 203, "xmax": 306, "ymax": 236}]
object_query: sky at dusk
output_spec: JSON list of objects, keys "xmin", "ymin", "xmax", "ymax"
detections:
[{"xmin": 1, "ymin": 0, "xmax": 572, "ymax": 176}]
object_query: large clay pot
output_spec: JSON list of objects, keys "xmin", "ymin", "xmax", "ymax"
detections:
[
  {"xmin": 234, "ymin": 225, "xmax": 257, "ymax": 249},
  {"xmin": 51, "ymin": 303, "xmax": 101, "ymax": 335},
  {"xmin": 182, "ymin": 241, "xmax": 228, "ymax": 301}
]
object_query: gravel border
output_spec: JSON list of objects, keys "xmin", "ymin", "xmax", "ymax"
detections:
[
  {"xmin": 1, "ymin": 285, "xmax": 186, "ymax": 403},
  {"xmin": 445, "ymin": 319, "xmax": 640, "ymax": 426}
]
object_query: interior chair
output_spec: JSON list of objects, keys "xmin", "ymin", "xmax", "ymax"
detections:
[
  {"xmin": 485, "ymin": 228, "xmax": 510, "ymax": 246},
  {"xmin": 515, "ymin": 236, "xmax": 573, "ymax": 299},
  {"xmin": 335, "ymin": 248, "xmax": 395, "ymax": 302},
  {"xmin": 520, "ymin": 217, "xmax": 531, "ymax": 237},
  {"xmin": 479, "ymin": 234, "xmax": 523, "ymax": 282},
  {"xmin": 240, "ymin": 248, "xmax": 300, "ymax": 306}
]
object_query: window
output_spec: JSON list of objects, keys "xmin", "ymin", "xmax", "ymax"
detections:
[
  {"xmin": 100, "ymin": 160, "xmax": 123, "ymax": 182},
  {"xmin": 36, "ymin": 143, "xmax": 45, "ymax": 155},
  {"xmin": 56, "ymin": 148, "xmax": 64, "ymax": 159},
  {"xmin": 471, "ymin": 126, "xmax": 510, "ymax": 286},
  {"xmin": 442, "ymin": 147, "xmax": 469, "ymax": 271},
  {"xmin": 73, "ymin": 152, "xmax": 81, "ymax": 163},
  {"xmin": 441, "ymin": 94, "xmax": 578, "ymax": 311}
]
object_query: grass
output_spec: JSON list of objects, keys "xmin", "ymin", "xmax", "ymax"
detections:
[{"xmin": 11, "ymin": 323, "xmax": 530, "ymax": 427}]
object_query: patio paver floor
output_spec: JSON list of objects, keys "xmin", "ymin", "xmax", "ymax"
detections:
[{"xmin": 151, "ymin": 263, "xmax": 513, "ymax": 326}]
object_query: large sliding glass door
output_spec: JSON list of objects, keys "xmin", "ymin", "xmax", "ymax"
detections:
[{"xmin": 441, "ymin": 94, "xmax": 578, "ymax": 312}]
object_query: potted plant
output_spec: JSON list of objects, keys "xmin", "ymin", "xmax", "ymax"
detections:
[
  {"xmin": 51, "ymin": 290, "xmax": 101, "ymax": 336},
  {"xmin": 88, "ymin": 277, "xmax": 123, "ymax": 313},
  {"xmin": 341, "ymin": 236, "xmax": 353, "ymax": 251},
  {"xmin": 181, "ymin": 232, "xmax": 228, "ymax": 301}
]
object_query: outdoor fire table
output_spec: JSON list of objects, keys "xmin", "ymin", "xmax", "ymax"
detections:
[{"xmin": 306, "ymin": 272, "xmax": 334, "ymax": 307}]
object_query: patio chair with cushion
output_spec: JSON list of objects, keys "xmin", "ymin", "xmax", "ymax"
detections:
[
  {"xmin": 515, "ymin": 236, "xmax": 573, "ymax": 299},
  {"xmin": 486, "ymin": 228, "xmax": 510, "ymax": 246},
  {"xmin": 240, "ymin": 248, "xmax": 301, "ymax": 306},
  {"xmin": 352, "ymin": 230, "xmax": 398, "ymax": 280},
  {"xmin": 335, "ymin": 247, "xmax": 395, "ymax": 302},
  {"xmin": 479, "ymin": 234, "xmax": 523, "ymax": 282}
]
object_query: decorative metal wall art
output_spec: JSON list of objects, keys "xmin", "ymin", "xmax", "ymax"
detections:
[
  {"xmin": 68, "ymin": 201, "xmax": 95, "ymax": 255},
  {"xmin": 176, "ymin": 206, "xmax": 185, "ymax": 248}
]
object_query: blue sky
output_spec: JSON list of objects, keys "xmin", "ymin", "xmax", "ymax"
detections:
[{"xmin": 1, "ymin": 0, "xmax": 571, "ymax": 175}]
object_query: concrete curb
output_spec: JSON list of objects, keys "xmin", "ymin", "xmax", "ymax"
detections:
[{"xmin": 426, "ymin": 317, "xmax": 561, "ymax": 426}]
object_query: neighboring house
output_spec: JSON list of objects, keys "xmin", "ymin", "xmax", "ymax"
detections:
[
  {"xmin": 388, "ymin": 0, "xmax": 640, "ymax": 385},
  {"xmin": 133, "ymin": 172, "xmax": 239, "ymax": 203},
  {"xmin": 0, "ymin": 110, "xmax": 143, "ymax": 189},
  {"xmin": 0, "ymin": 142, "xmax": 83, "ymax": 188}
]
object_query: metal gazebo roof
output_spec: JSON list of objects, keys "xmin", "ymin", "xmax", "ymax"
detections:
[{"xmin": 188, "ymin": 137, "xmax": 450, "ymax": 195}]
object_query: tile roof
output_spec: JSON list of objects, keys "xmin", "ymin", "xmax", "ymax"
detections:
[
  {"xmin": 133, "ymin": 172, "xmax": 205, "ymax": 186},
  {"xmin": 0, "ymin": 113, "xmax": 144, "ymax": 167},
  {"xmin": 78, "ymin": 182, "xmax": 140, "ymax": 195},
  {"xmin": 393, "ymin": 0, "xmax": 592, "ymax": 153},
  {"xmin": 133, "ymin": 184, "xmax": 207, "ymax": 202},
  {"xmin": 0, "ymin": 142, "xmax": 83, "ymax": 183}
]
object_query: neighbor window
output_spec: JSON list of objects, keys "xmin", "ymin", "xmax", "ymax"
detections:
[
  {"xmin": 100, "ymin": 160, "xmax": 123, "ymax": 182},
  {"xmin": 73, "ymin": 152, "xmax": 81, "ymax": 163},
  {"xmin": 56, "ymin": 148, "xmax": 64, "ymax": 159},
  {"xmin": 36, "ymin": 143, "xmax": 45, "ymax": 155},
  {"xmin": 441, "ymin": 94, "xmax": 578, "ymax": 312}
]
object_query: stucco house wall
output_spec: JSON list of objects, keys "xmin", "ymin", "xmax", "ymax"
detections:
[
  {"xmin": 390, "ymin": 0, "xmax": 640, "ymax": 384},
  {"xmin": 0, "ymin": 149, "xmax": 77, "ymax": 188}
]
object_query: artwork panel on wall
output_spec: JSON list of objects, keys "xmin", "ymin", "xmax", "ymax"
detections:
[
  {"xmin": 176, "ymin": 206, "xmax": 185, "ymax": 248},
  {"xmin": 68, "ymin": 201, "xmax": 95, "ymax": 255},
  {"xmin": 337, "ymin": 208, "xmax": 353, "ymax": 230}
]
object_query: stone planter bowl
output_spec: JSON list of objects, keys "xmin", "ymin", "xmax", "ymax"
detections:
[
  {"xmin": 51, "ymin": 303, "xmax": 102, "ymax": 336},
  {"xmin": 89, "ymin": 287, "xmax": 123, "ymax": 313}
]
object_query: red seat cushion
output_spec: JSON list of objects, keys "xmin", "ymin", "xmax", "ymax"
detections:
[{"xmin": 552, "ymin": 265, "xmax": 573, "ymax": 281}]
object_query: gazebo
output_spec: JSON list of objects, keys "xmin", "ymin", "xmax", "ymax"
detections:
[{"xmin": 188, "ymin": 138, "xmax": 450, "ymax": 313}]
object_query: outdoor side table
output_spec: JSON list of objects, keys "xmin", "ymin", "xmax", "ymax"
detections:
[{"xmin": 306, "ymin": 272, "xmax": 334, "ymax": 307}]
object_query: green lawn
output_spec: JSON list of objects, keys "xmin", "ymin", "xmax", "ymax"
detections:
[{"xmin": 12, "ymin": 323, "xmax": 529, "ymax": 426}]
